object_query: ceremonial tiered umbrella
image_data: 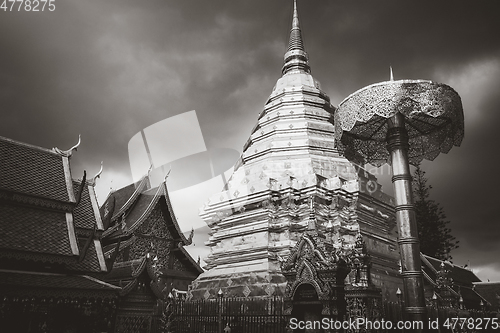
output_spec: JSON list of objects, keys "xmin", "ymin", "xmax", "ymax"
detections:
[{"xmin": 335, "ymin": 73, "xmax": 464, "ymax": 323}]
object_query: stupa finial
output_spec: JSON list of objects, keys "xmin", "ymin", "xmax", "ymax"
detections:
[
  {"xmin": 390, "ymin": 66, "xmax": 394, "ymax": 81},
  {"xmin": 282, "ymin": 0, "xmax": 310, "ymax": 75},
  {"xmin": 292, "ymin": 0, "xmax": 299, "ymax": 30}
]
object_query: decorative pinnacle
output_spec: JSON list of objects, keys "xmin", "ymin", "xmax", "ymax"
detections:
[
  {"xmin": 390, "ymin": 66, "xmax": 394, "ymax": 81},
  {"xmin": 282, "ymin": 0, "xmax": 310, "ymax": 75},
  {"xmin": 291, "ymin": 0, "xmax": 300, "ymax": 39}
]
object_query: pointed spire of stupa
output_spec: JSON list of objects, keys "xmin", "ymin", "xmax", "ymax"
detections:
[
  {"xmin": 289, "ymin": 0, "xmax": 303, "ymax": 52},
  {"xmin": 282, "ymin": 0, "xmax": 310, "ymax": 75},
  {"xmin": 390, "ymin": 66, "xmax": 394, "ymax": 81}
]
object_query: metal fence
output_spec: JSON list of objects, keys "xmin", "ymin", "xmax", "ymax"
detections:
[
  {"xmin": 169, "ymin": 296, "xmax": 287, "ymax": 333},
  {"xmin": 166, "ymin": 297, "xmax": 499, "ymax": 333},
  {"xmin": 382, "ymin": 301, "xmax": 499, "ymax": 332}
]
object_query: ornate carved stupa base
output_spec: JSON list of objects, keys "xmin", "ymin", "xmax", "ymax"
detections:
[{"xmin": 188, "ymin": 172, "xmax": 359, "ymax": 300}]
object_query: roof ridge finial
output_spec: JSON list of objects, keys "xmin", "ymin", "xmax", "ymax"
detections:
[
  {"xmin": 53, "ymin": 134, "xmax": 81, "ymax": 157},
  {"xmin": 282, "ymin": 0, "xmax": 310, "ymax": 75},
  {"xmin": 164, "ymin": 166, "xmax": 172, "ymax": 183},
  {"xmin": 89, "ymin": 161, "xmax": 103, "ymax": 185}
]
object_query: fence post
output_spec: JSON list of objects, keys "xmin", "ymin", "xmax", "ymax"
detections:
[
  {"xmin": 431, "ymin": 292, "xmax": 438, "ymax": 330},
  {"xmin": 218, "ymin": 289, "xmax": 223, "ymax": 333}
]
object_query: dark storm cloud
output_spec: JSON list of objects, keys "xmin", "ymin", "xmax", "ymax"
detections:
[
  {"xmin": 1, "ymin": 0, "xmax": 499, "ymax": 278},
  {"xmin": 300, "ymin": 1, "xmax": 500, "ymax": 99},
  {"xmin": 1, "ymin": 3, "xmax": 128, "ymax": 163},
  {"xmin": 425, "ymin": 91, "xmax": 500, "ymax": 254},
  {"xmin": 412, "ymin": 59, "xmax": 500, "ymax": 272}
]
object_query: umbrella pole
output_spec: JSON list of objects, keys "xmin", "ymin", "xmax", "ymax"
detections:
[{"xmin": 387, "ymin": 112, "xmax": 427, "ymax": 326}]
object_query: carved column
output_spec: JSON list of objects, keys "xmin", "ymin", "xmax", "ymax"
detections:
[{"xmin": 345, "ymin": 233, "xmax": 382, "ymax": 332}]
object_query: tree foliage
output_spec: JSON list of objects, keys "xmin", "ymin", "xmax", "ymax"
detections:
[{"xmin": 412, "ymin": 166, "xmax": 459, "ymax": 260}]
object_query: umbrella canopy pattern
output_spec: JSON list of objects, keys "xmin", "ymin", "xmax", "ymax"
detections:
[{"xmin": 334, "ymin": 80, "xmax": 464, "ymax": 166}]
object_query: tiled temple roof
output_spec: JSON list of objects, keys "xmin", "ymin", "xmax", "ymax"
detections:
[
  {"xmin": 421, "ymin": 254, "xmax": 488, "ymax": 309},
  {"xmin": 110, "ymin": 176, "xmax": 149, "ymax": 222},
  {"xmin": 0, "ymin": 136, "xmax": 75, "ymax": 203},
  {"xmin": 72, "ymin": 179, "xmax": 101, "ymax": 230},
  {"xmin": 0, "ymin": 135, "xmax": 108, "ymax": 273},
  {"xmin": 100, "ymin": 178, "xmax": 203, "ymax": 289},
  {"xmin": 422, "ymin": 254, "xmax": 481, "ymax": 286},
  {"xmin": 123, "ymin": 187, "xmax": 159, "ymax": 232},
  {"xmin": 473, "ymin": 282, "xmax": 500, "ymax": 309},
  {"xmin": 67, "ymin": 238, "xmax": 107, "ymax": 273},
  {"xmin": 101, "ymin": 180, "xmax": 190, "ymax": 245},
  {"xmin": 0, "ymin": 204, "xmax": 75, "ymax": 256}
]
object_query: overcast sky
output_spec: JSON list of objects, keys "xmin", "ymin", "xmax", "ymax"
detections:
[{"xmin": 2, "ymin": 1, "xmax": 500, "ymax": 281}]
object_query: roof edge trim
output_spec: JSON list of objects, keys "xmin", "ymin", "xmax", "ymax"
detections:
[
  {"xmin": 66, "ymin": 212, "xmax": 80, "ymax": 256},
  {"xmin": 88, "ymin": 184, "xmax": 104, "ymax": 230},
  {"xmin": 62, "ymin": 156, "xmax": 77, "ymax": 203},
  {"xmin": 82, "ymin": 274, "xmax": 121, "ymax": 290},
  {"xmin": 163, "ymin": 181, "xmax": 189, "ymax": 244},
  {"xmin": 0, "ymin": 135, "xmax": 60, "ymax": 156},
  {"xmin": 177, "ymin": 243, "xmax": 204, "ymax": 274},
  {"xmin": 111, "ymin": 176, "xmax": 148, "ymax": 221},
  {"xmin": 94, "ymin": 239, "xmax": 108, "ymax": 272},
  {"xmin": 126, "ymin": 185, "xmax": 163, "ymax": 234}
]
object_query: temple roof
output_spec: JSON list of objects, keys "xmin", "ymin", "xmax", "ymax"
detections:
[
  {"xmin": 99, "ymin": 178, "xmax": 203, "ymax": 298},
  {"xmin": 420, "ymin": 254, "xmax": 487, "ymax": 309},
  {"xmin": 0, "ymin": 135, "xmax": 108, "ymax": 273},
  {"xmin": 122, "ymin": 187, "xmax": 159, "ymax": 232},
  {"xmin": 110, "ymin": 176, "xmax": 150, "ymax": 223},
  {"xmin": 473, "ymin": 282, "xmax": 500, "ymax": 309},
  {"xmin": 101, "ymin": 176, "xmax": 203, "ymax": 270},
  {"xmin": 422, "ymin": 254, "xmax": 481, "ymax": 286},
  {"xmin": 0, "ymin": 204, "xmax": 75, "ymax": 256},
  {"xmin": 101, "ymin": 179, "xmax": 189, "ymax": 245},
  {"xmin": 0, "ymin": 136, "xmax": 75, "ymax": 203},
  {"xmin": 72, "ymin": 179, "xmax": 103, "ymax": 230},
  {"xmin": 67, "ymin": 238, "xmax": 107, "ymax": 273}
]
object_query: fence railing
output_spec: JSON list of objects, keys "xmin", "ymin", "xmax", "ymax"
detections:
[
  {"xmin": 169, "ymin": 296, "xmax": 287, "ymax": 333},
  {"xmin": 166, "ymin": 297, "xmax": 499, "ymax": 333},
  {"xmin": 382, "ymin": 301, "xmax": 499, "ymax": 332}
]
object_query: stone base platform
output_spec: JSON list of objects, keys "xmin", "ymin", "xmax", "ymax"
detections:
[{"xmin": 188, "ymin": 267, "xmax": 287, "ymax": 300}]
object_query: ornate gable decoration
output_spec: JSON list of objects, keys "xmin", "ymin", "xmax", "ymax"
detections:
[{"xmin": 280, "ymin": 232, "xmax": 352, "ymax": 301}]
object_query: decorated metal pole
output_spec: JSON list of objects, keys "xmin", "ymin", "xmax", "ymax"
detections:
[
  {"xmin": 335, "ymin": 71, "xmax": 464, "ymax": 327},
  {"xmin": 386, "ymin": 112, "xmax": 427, "ymax": 322}
]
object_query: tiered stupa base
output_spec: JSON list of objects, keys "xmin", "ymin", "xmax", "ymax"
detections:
[{"xmin": 188, "ymin": 262, "xmax": 287, "ymax": 299}]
